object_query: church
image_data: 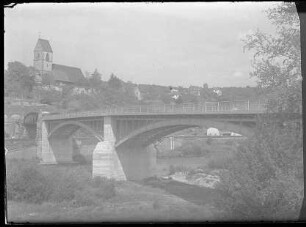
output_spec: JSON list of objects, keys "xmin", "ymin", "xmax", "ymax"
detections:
[{"xmin": 33, "ymin": 38, "xmax": 85, "ymax": 86}]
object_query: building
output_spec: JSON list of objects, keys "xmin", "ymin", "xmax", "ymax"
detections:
[
  {"xmin": 33, "ymin": 38, "xmax": 85, "ymax": 87},
  {"xmin": 188, "ymin": 86, "xmax": 201, "ymax": 96},
  {"xmin": 133, "ymin": 85, "xmax": 143, "ymax": 101},
  {"xmin": 212, "ymin": 88, "xmax": 222, "ymax": 97},
  {"xmin": 169, "ymin": 86, "xmax": 181, "ymax": 100}
]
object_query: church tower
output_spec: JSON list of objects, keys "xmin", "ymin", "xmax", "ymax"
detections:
[{"xmin": 33, "ymin": 38, "xmax": 53, "ymax": 76}]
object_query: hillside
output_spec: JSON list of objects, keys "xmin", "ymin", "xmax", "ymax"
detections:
[{"xmin": 5, "ymin": 61, "xmax": 264, "ymax": 117}]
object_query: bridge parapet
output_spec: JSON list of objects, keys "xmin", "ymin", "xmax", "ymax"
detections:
[{"xmin": 42, "ymin": 100, "xmax": 267, "ymax": 120}]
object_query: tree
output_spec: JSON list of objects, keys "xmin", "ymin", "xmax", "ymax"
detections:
[
  {"xmin": 108, "ymin": 73, "xmax": 123, "ymax": 90},
  {"xmin": 87, "ymin": 69, "xmax": 103, "ymax": 93},
  {"xmin": 91, "ymin": 68, "xmax": 102, "ymax": 81},
  {"xmin": 203, "ymin": 83, "xmax": 209, "ymax": 90},
  {"xmin": 243, "ymin": 2, "xmax": 301, "ymax": 114},
  {"xmin": 215, "ymin": 3, "xmax": 303, "ymax": 220},
  {"xmin": 5, "ymin": 61, "xmax": 36, "ymax": 98}
]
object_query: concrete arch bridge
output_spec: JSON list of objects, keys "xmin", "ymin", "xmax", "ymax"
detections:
[{"xmin": 37, "ymin": 101, "xmax": 300, "ymax": 181}]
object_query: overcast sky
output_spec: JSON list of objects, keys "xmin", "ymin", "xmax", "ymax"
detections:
[{"xmin": 5, "ymin": 2, "xmax": 280, "ymax": 87}]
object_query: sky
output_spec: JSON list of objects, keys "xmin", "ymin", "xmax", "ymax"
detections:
[{"xmin": 4, "ymin": 2, "xmax": 280, "ymax": 88}]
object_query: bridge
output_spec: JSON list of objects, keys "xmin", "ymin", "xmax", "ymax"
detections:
[{"xmin": 36, "ymin": 100, "xmax": 290, "ymax": 181}]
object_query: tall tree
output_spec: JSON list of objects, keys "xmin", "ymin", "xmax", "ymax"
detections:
[
  {"xmin": 215, "ymin": 3, "xmax": 303, "ymax": 220},
  {"xmin": 108, "ymin": 73, "xmax": 123, "ymax": 90},
  {"xmin": 88, "ymin": 68, "xmax": 103, "ymax": 93},
  {"xmin": 243, "ymin": 2, "xmax": 301, "ymax": 114},
  {"xmin": 91, "ymin": 68, "xmax": 102, "ymax": 80},
  {"xmin": 5, "ymin": 61, "xmax": 36, "ymax": 98}
]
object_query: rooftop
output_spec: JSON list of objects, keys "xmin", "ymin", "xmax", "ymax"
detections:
[
  {"xmin": 34, "ymin": 38, "xmax": 53, "ymax": 53},
  {"xmin": 52, "ymin": 64, "xmax": 85, "ymax": 84}
]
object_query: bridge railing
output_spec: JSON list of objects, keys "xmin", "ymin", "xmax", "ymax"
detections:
[
  {"xmin": 106, "ymin": 101, "xmax": 266, "ymax": 114},
  {"xmin": 42, "ymin": 100, "xmax": 268, "ymax": 120}
]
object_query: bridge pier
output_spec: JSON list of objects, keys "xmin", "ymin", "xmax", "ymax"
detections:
[
  {"xmin": 39, "ymin": 121, "xmax": 57, "ymax": 164},
  {"xmin": 92, "ymin": 117, "xmax": 157, "ymax": 181},
  {"xmin": 92, "ymin": 117, "xmax": 127, "ymax": 180}
]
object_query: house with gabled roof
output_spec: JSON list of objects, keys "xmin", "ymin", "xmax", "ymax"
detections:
[{"xmin": 33, "ymin": 38, "xmax": 85, "ymax": 87}]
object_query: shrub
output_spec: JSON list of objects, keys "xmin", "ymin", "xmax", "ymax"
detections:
[
  {"xmin": 7, "ymin": 165, "xmax": 52, "ymax": 204},
  {"xmin": 91, "ymin": 176, "xmax": 116, "ymax": 200},
  {"xmin": 6, "ymin": 159, "xmax": 117, "ymax": 206},
  {"xmin": 213, "ymin": 121, "xmax": 303, "ymax": 220},
  {"xmin": 49, "ymin": 175, "xmax": 79, "ymax": 203},
  {"xmin": 71, "ymin": 189, "xmax": 97, "ymax": 207}
]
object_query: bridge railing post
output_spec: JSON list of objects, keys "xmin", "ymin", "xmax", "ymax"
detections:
[
  {"xmin": 247, "ymin": 100, "xmax": 250, "ymax": 111},
  {"xmin": 217, "ymin": 102, "xmax": 220, "ymax": 112}
]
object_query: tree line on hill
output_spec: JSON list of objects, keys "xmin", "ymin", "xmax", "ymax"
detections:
[{"xmin": 5, "ymin": 62, "xmax": 264, "ymax": 113}]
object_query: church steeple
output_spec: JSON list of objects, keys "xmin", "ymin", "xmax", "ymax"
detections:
[{"xmin": 33, "ymin": 38, "xmax": 53, "ymax": 75}]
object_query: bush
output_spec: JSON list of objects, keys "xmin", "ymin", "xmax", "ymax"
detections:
[
  {"xmin": 49, "ymin": 175, "xmax": 80, "ymax": 203},
  {"xmin": 213, "ymin": 120, "xmax": 303, "ymax": 220},
  {"xmin": 71, "ymin": 189, "xmax": 97, "ymax": 207},
  {"xmin": 91, "ymin": 176, "xmax": 116, "ymax": 200},
  {"xmin": 6, "ymin": 160, "xmax": 117, "ymax": 206},
  {"xmin": 7, "ymin": 165, "xmax": 52, "ymax": 204}
]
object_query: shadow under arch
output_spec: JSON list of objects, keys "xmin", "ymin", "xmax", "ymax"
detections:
[
  {"xmin": 23, "ymin": 112, "xmax": 39, "ymax": 139},
  {"xmin": 47, "ymin": 120, "xmax": 103, "ymax": 142},
  {"xmin": 115, "ymin": 118, "xmax": 255, "ymax": 149}
]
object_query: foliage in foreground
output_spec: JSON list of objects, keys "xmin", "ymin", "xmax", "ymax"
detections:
[
  {"xmin": 214, "ymin": 2, "xmax": 303, "ymax": 220},
  {"xmin": 6, "ymin": 159, "xmax": 116, "ymax": 206},
  {"xmin": 214, "ymin": 117, "xmax": 303, "ymax": 220}
]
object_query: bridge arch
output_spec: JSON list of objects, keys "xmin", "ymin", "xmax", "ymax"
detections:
[
  {"xmin": 47, "ymin": 120, "xmax": 103, "ymax": 142},
  {"xmin": 115, "ymin": 118, "xmax": 254, "ymax": 148}
]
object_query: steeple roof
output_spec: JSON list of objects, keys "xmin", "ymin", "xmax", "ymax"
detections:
[{"xmin": 34, "ymin": 38, "xmax": 53, "ymax": 53}]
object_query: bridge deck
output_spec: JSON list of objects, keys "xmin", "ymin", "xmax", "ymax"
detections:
[{"xmin": 42, "ymin": 101, "xmax": 267, "ymax": 120}]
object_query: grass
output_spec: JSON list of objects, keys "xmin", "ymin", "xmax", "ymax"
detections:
[
  {"xmin": 6, "ymin": 149, "xmax": 217, "ymax": 223},
  {"xmin": 7, "ymin": 180, "xmax": 215, "ymax": 222},
  {"xmin": 6, "ymin": 138, "xmax": 241, "ymax": 223}
]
